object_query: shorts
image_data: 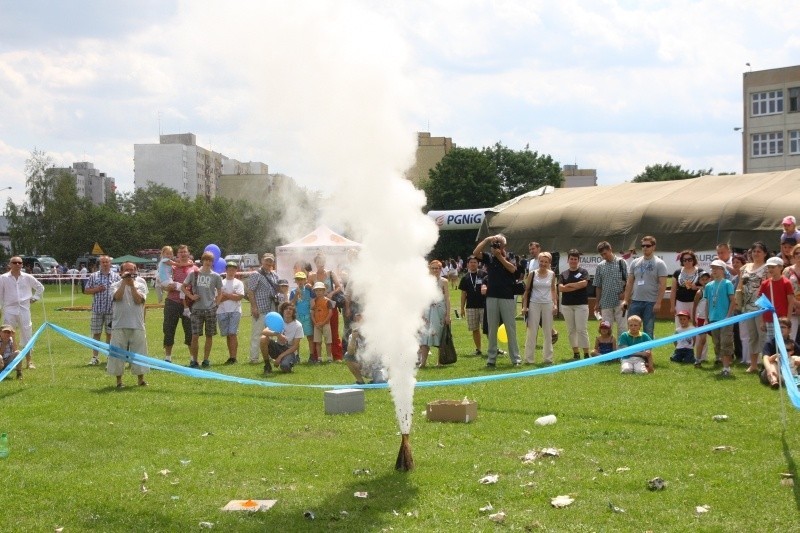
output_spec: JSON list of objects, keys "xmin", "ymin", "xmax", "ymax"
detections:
[
  {"xmin": 466, "ymin": 308, "xmax": 483, "ymax": 331},
  {"xmin": 217, "ymin": 312, "xmax": 241, "ymax": 336},
  {"xmin": 191, "ymin": 308, "xmax": 218, "ymax": 337},
  {"xmin": 297, "ymin": 312, "xmax": 313, "ymax": 336},
  {"xmin": 314, "ymin": 323, "xmax": 332, "ymax": 343},
  {"xmin": 90, "ymin": 312, "xmax": 113, "ymax": 335}
]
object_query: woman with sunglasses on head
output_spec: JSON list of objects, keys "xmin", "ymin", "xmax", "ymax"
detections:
[
  {"xmin": 735, "ymin": 241, "xmax": 769, "ymax": 373},
  {"xmin": 669, "ymin": 250, "xmax": 703, "ymax": 329}
]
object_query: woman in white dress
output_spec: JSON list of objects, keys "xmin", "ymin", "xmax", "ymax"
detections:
[
  {"xmin": 417, "ymin": 260, "xmax": 451, "ymax": 368},
  {"xmin": 522, "ymin": 252, "xmax": 558, "ymax": 364}
]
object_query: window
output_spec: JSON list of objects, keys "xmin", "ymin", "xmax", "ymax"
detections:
[
  {"xmin": 751, "ymin": 132, "xmax": 783, "ymax": 157},
  {"xmin": 790, "ymin": 88, "xmax": 800, "ymax": 113},
  {"xmin": 751, "ymin": 90, "xmax": 784, "ymax": 116},
  {"xmin": 790, "ymin": 131, "xmax": 800, "ymax": 155}
]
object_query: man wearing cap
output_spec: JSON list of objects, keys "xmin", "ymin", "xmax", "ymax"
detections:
[
  {"xmin": 247, "ymin": 253, "xmax": 280, "ymax": 364},
  {"xmin": 107, "ymin": 262, "xmax": 149, "ymax": 388},
  {"xmin": 291, "ymin": 271, "xmax": 316, "ymax": 362},
  {"xmin": 758, "ymin": 256, "xmax": 797, "ymax": 343},
  {"xmin": 693, "ymin": 260, "xmax": 736, "ymax": 376},
  {"xmin": 183, "ymin": 251, "xmax": 223, "ymax": 368},
  {"xmin": 0, "ymin": 255, "xmax": 44, "ymax": 369},
  {"xmin": 218, "ymin": 261, "xmax": 245, "ymax": 365},
  {"xmin": 84, "ymin": 255, "xmax": 121, "ymax": 366},
  {"xmin": 622, "ymin": 236, "xmax": 668, "ymax": 339}
]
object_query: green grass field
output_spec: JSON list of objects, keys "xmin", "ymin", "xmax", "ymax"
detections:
[{"xmin": 1, "ymin": 285, "xmax": 798, "ymax": 531}]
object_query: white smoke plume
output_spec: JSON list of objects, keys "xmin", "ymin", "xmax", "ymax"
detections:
[{"xmin": 172, "ymin": 2, "xmax": 441, "ymax": 434}]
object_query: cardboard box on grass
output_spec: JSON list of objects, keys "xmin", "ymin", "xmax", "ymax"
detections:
[
  {"xmin": 324, "ymin": 388, "xmax": 365, "ymax": 415},
  {"xmin": 426, "ymin": 399, "xmax": 477, "ymax": 423}
]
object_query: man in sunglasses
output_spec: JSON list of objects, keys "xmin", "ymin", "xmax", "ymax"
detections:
[
  {"xmin": 622, "ymin": 236, "xmax": 667, "ymax": 339},
  {"xmin": 0, "ymin": 256, "xmax": 44, "ymax": 369}
]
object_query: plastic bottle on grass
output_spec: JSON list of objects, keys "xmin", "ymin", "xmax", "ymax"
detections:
[{"xmin": 0, "ymin": 433, "xmax": 9, "ymax": 458}]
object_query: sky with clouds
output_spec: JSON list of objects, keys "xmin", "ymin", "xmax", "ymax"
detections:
[{"xmin": 1, "ymin": 0, "xmax": 798, "ymax": 205}]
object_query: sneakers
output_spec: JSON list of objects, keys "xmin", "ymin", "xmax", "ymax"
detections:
[
  {"xmin": 164, "ymin": 356, "xmax": 172, "ymax": 363},
  {"xmin": 473, "ymin": 349, "xmax": 482, "ymax": 356},
  {"xmin": 486, "ymin": 362, "xmax": 496, "ymax": 368},
  {"xmin": 513, "ymin": 362, "xmax": 522, "ymax": 367},
  {"xmin": 201, "ymin": 359, "xmax": 210, "ymax": 368},
  {"xmin": 189, "ymin": 360, "xmax": 199, "ymax": 369},
  {"xmin": 263, "ymin": 363, "xmax": 272, "ymax": 374},
  {"xmin": 223, "ymin": 358, "xmax": 237, "ymax": 365},
  {"xmin": 497, "ymin": 349, "xmax": 506, "ymax": 355},
  {"xmin": 552, "ymin": 331, "xmax": 559, "ymax": 344},
  {"xmin": 88, "ymin": 357, "xmax": 100, "ymax": 366},
  {"xmin": 27, "ymin": 362, "xmax": 36, "ymax": 369},
  {"xmin": 573, "ymin": 354, "xmax": 581, "ymax": 360},
  {"xmin": 721, "ymin": 368, "xmax": 732, "ymax": 377}
]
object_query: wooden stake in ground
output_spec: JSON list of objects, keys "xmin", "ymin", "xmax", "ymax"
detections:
[{"xmin": 395, "ymin": 433, "xmax": 414, "ymax": 471}]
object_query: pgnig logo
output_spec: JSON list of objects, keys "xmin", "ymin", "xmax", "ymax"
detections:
[{"xmin": 435, "ymin": 215, "xmax": 446, "ymax": 226}]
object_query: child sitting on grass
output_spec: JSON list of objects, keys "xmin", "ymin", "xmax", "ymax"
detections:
[
  {"xmin": 618, "ymin": 315, "xmax": 653, "ymax": 374},
  {"xmin": 590, "ymin": 321, "xmax": 616, "ymax": 356},
  {"xmin": 761, "ymin": 317, "xmax": 800, "ymax": 389},
  {"xmin": 0, "ymin": 324, "xmax": 22, "ymax": 379},
  {"xmin": 670, "ymin": 310, "xmax": 696, "ymax": 363}
]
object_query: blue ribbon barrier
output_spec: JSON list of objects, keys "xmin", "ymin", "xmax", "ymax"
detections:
[
  {"xmin": 1, "ymin": 295, "xmax": 797, "ymax": 409},
  {"xmin": 769, "ymin": 312, "xmax": 800, "ymax": 409},
  {"xmin": 0, "ymin": 323, "xmax": 47, "ymax": 381}
]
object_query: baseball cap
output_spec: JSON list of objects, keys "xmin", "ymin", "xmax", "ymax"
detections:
[
  {"xmin": 313, "ymin": 281, "xmax": 326, "ymax": 290},
  {"xmin": 278, "ymin": 279, "xmax": 289, "ymax": 286},
  {"xmin": 293, "ymin": 271, "xmax": 307, "ymax": 280},
  {"xmin": 676, "ymin": 310, "xmax": 691, "ymax": 318},
  {"xmin": 766, "ymin": 257, "xmax": 784, "ymax": 267},
  {"xmin": 710, "ymin": 259, "xmax": 727, "ymax": 269},
  {"xmin": 261, "ymin": 253, "xmax": 275, "ymax": 261},
  {"xmin": 782, "ymin": 215, "xmax": 796, "ymax": 226},
  {"xmin": 781, "ymin": 235, "xmax": 797, "ymax": 245},
  {"xmin": 599, "ymin": 320, "xmax": 611, "ymax": 330},
  {"xmin": 225, "ymin": 261, "xmax": 238, "ymax": 268},
  {"xmin": 0, "ymin": 324, "xmax": 13, "ymax": 333}
]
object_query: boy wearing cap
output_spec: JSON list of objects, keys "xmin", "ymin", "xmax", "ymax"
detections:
[
  {"xmin": 311, "ymin": 281, "xmax": 334, "ymax": 362},
  {"xmin": 758, "ymin": 256, "xmax": 797, "ymax": 343},
  {"xmin": 218, "ymin": 262, "xmax": 245, "ymax": 365},
  {"xmin": 0, "ymin": 324, "xmax": 22, "ymax": 379},
  {"xmin": 781, "ymin": 216, "xmax": 800, "ymax": 243},
  {"xmin": 694, "ymin": 260, "xmax": 736, "ymax": 375},
  {"xmin": 183, "ymin": 252, "xmax": 223, "ymax": 368},
  {"xmin": 290, "ymin": 272, "xmax": 316, "ymax": 362},
  {"xmin": 670, "ymin": 311, "xmax": 696, "ymax": 364},
  {"xmin": 276, "ymin": 279, "xmax": 290, "ymax": 306}
]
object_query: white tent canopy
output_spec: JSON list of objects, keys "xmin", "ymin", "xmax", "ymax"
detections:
[{"xmin": 275, "ymin": 225, "xmax": 362, "ymax": 283}]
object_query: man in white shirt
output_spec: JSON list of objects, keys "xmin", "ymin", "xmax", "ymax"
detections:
[
  {"xmin": 218, "ymin": 261, "xmax": 245, "ymax": 365},
  {"xmin": 0, "ymin": 256, "xmax": 45, "ymax": 369}
]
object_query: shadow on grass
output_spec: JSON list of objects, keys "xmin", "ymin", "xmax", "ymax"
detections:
[
  {"xmin": 0, "ymin": 385, "xmax": 27, "ymax": 400},
  {"xmin": 253, "ymin": 470, "xmax": 418, "ymax": 531},
  {"xmin": 781, "ymin": 430, "xmax": 799, "ymax": 510}
]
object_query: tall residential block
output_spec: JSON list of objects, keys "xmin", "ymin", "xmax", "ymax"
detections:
[{"xmin": 742, "ymin": 65, "xmax": 800, "ymax": 173}]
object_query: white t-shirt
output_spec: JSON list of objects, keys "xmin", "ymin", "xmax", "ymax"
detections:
[
  {"xmin": 278, "ymin": 320, "xmax": 304, "ymax": 347},
  {"xmin": 217, "ymin": 277, "xmax": 245, "ymax": 314}
]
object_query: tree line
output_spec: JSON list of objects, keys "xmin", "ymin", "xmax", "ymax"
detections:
[{"xmin": 4, "ymin": 149, "xmax": 319, "ymax": 266}]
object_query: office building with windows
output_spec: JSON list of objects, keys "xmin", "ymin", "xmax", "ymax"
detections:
[{"xmin": 742, "ymin": 65, "xmax": 800, "ymax": 173}]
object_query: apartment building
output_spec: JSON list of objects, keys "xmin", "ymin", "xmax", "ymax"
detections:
[{"xmin": 742, "ymin": 65, "xmax": 800, "ymax": 173}]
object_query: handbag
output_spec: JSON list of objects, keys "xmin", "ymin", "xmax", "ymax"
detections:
[
  {"xmin": 438, "ymin": 323, "xmax": 458, "ymax": 365},
  {"xmin": 513, "ymin": 280, "xmax": 526, "ymax": 295}
]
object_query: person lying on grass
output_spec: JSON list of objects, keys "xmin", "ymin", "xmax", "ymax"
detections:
[{"xmin": 618, "ymin": 315, "xmax": 653, "ymax": 374}]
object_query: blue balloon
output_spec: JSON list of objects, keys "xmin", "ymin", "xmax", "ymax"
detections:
[
  {"xmin": 204, "ymin": 244, "xmax": 221, "ymax": 261},
  {"xmin": 213, "ymin": 257, "xmax": 226, "ymax": 274},
  {"xmin": 264, "ymin": 311, "xmax": 284, "ymax": 333}
]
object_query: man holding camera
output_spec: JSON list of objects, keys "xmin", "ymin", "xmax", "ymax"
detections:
[
  {"xmin": 473, "ymin": 234, "xmax": 522, "ymax": 367},
  {"xmin": 108, "ymin": 262, "xmax": 149, "ymax": 388}
]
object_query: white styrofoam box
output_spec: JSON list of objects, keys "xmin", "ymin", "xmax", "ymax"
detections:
[{"xmin": 324, "ymin": 388, "xmax": 365, "ymax": 415}]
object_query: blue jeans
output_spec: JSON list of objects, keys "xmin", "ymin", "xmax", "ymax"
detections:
[{"xmin": 629, "ymin": 300, "xmax": 656, "ymax": 339}]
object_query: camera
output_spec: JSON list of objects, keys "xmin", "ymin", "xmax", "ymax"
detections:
[
  {"xmin": 123, "ymin": 272, "xmax": 134, "ymax": 279},
  {"xmin": 491, "ymin": 240, "xmax": 501, "ymax": 249}
]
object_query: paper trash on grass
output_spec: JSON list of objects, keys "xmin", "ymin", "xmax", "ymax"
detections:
[
  {"xmin": 199, "ymin": 522, "xmax": 214, "ymax": 529},
  {"xmin": 159, "ymin": 469, "xmax": 171, "ymax": 476},
  {"xmin": 550, "ymin": 495, "xmax": 574, "ymax": 508},
  {"xmin": 354, "ymin": 492, "xmax": 369, "ymax": 499},
  {"xmin": 695, "ymin": 504, "xmax": 711, "ymax": 514},
  {"xmin": 479, "ymin": 503, "xmax": 494, "ymax": 513},
  {"xmin": 141, "ymin": 472, "xmax": 148, "ymax": 482},
  {"xmin": 713, "ymin": 446, "xmax": 735, "ymax": 452},
  {"xmin": 615, "ymin": 467, "xmax": 630, "ymax": 473},
  {"xmin": 488, "ymin": 511, "xmax": 506, "ymax": 523},
  {"xmin": 647, "ymin": 477, "xmax": 667, "ymax": 491},
  {"xmin": 221, "ymin": 500, "xmax": 277, "ymax": 512},
  {"xmin": 521, "ymin": 448, "xmax": 561, "ymax": 464},
  {"xmin": 479, "ymin": 474, "xmax": 499, "ymax": 484},
  {"xmin": 608, "ymin": 502, "xmax": 625, "ymax": 513}
]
